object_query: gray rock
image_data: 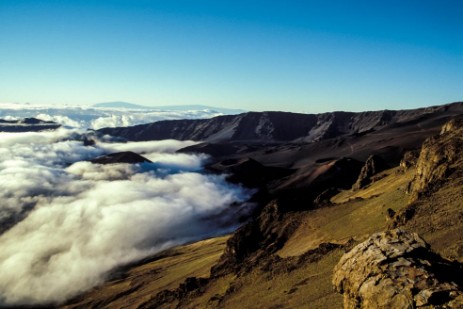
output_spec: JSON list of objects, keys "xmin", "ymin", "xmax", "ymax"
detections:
[{"xmin": 333, "ymin": 229, "xmax": 463, "ymax": 308}]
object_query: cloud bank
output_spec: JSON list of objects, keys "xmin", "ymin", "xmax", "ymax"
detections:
[
  {"xmin": 0, "ymin": 103, "xmax": 231, "ymax": 129},
  {"xmin": 0, "ymin": 129, "xmax": 251, "ymax": 305}
]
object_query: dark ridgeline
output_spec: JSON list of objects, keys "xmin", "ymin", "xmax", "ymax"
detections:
[
  {"xmin": 96, "ymin": 102, "xmax": 463, "ymax": 143},
  {"xmin": 90, "ymin": 152, "xmax": 152, "ymax": 165},
  {"xmin": 95, "ymin": 101, "xmax": 463, "ymax": 211}
]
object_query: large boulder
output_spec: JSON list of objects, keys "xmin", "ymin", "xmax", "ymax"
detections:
[{"xmin": 333, "ymin": 229, "xmax": 463, "ymax": 308}]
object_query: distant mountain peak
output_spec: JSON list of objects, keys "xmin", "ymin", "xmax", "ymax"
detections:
[
  {"xmin": 92, "ymin": 102, "xmax": 150, "ymax": 109},
  {"xmin": 92, "ymin": 102, "xmax": 246, "ymax": 114}
]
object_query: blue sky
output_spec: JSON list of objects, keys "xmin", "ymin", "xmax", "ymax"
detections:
[{"xmin": 0, "ymin": 0, "xmax": 461, "ymax": 112}]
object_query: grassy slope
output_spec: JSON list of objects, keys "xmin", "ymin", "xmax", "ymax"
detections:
[
  {"xmin": 278, "ymin": 167, "xmax": 413, "ymax": 257},
  {"xmin": 400, "ymin": 171, "xmax": 463, "ymax": 261},
  {"xmin": 188, "ymin": 249, "xmax": 345, "ymax": 309},
  {"xmin": 63, "ymin": 236, "xmax": 229, "ymax": 309},
  {"xmin": 64, "ymin": 167, "xmax": 418, "ymax": 308}
]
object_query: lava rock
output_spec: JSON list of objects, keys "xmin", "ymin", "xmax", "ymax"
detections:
[{"xmin": 333, "ymin": 229, "xmax": 463, "ymax": 308}]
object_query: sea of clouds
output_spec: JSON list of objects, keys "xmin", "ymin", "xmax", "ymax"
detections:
[
  {"xmin": 0, "ymin": 102, "xmax": 232, "ymax": 129},
  {"xmin": 0, "ymin": 128, "xmax": 252, "ymax": 305}
]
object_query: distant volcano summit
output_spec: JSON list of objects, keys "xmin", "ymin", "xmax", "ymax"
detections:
[{"xmin": 92, "ymin": 102, "xmax": 246, "ymax": 114}]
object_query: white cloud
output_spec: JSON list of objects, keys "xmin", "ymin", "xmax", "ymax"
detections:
[
  {"xmin": 99, "ymin": 139, "xmax": 199, "ymax": 154},
  {"xmin": 0, "ymin": 129, "xmax": 251, "ymax": 306},
  {"xmin": 35, "ymin": 113, "xmax": 83, "ymax": 128},
  {"xmin": 98, "ymin": 139, "xmax": 206, "ymax": 171},
  {"xmin": 0, "ymin": 103, "xmax": 228, "ymax": 129}
]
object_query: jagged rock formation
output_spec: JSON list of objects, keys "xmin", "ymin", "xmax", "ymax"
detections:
[
  {"xmin": 211, "ymin": 200, "xmax": 300, "ymax": 276},
  {"xmin": 333, "ymin": 229, "xmax": 463, "ymax": 309},
  {"xmin": 390, "ymin": 118, "xmax": 463, "ymax": 262},
  {"xmin": 313, "ymin": 187, "xmax": 339, "ymax": 206},
  {"xmin": 90, "ymin": 151, "xmax": 152, "ymax": 164},
  {"xmin": 440, "ymin": 118, "xmax": 463, "ymax": 134},
  {"xmin": 352, "ymin": 154, "xmax": 389, "ymax": 191},
  {"xmin": 399, "ymin": 150, "xmax": 419, "ymax": 171},
  {"xmin": 408, "ymin": 118, "xmax": 463, "ymax": 202},
  {"xmin": 0, "ymin": 117, "xmax": 60, "ymax": 132},
  {"xmin": 96, "ymin": 102, "xmax": 463, "ymax": 143}
]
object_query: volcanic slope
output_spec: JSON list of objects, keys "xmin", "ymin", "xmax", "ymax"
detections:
[{"xmin": 64, "ymin": 108, "xmax": 463, "ymax": 308}]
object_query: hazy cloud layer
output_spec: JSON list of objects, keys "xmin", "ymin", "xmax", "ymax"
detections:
[
  {"xmin": 0, "ymin": 129, "xmax": 250, "ymax": 305},
  {"xmin": 0, "ymin": 103, "xmax": 228, "ymax": 129}
]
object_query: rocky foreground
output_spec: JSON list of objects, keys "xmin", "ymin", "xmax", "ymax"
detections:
[{"xmin": 334, "ymin": 229, "xmax": 463, "ymax": 308}]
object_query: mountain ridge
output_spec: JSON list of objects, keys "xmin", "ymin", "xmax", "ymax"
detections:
[
  {"xmin": 93, "ymin": 101, "xmax": 246, "ymax": 114},
  {"xmin": 96, "ymin": 102, "xmax": 463, "ymax": 143},
  {"xmin": 0, "ymin": 117, "xmax": 60, "ymax": 132}
]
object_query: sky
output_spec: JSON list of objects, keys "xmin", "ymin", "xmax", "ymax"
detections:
[{"xmin": 0, "ymin": 0, "xmax": 462, "ymax": 113}]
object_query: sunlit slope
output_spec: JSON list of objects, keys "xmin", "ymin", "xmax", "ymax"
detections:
[
  {"xmin": 278, "ymin": 167, "xmax": 414, "ymax": 257},
  {"xmin": 63, "ymin": 236, "xmax": 229, "ymax": 309},
  {"xmin": 64, "ymin": 166, "xmax": 416, "ymax": 308}
]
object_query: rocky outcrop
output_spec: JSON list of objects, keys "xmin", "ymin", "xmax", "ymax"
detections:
[
  {"xmin": 313, "ymin": 187, "xmax": 339, "ymax": 206},
  {"xmin": 409, "ymin": 119, "xmax": 463, "ymax": 202},
  {"xmin": 440, "ymin": 118, "xmax": 463, "ymax": 134},
  {"xmin": 90, "ymin": 151, "xmax": 152, "ymax": 164},
  {"xmin": 399, "ymin": 150, "xmax": 419, "ymax": 171},
  {"xmin": 211, "ymin": 200, "xmax": 301, "ymax": 276},
  {"xmin": 352, "ymin": 155, "xmax": 389, "ymax": 191},
  {"xmin": 333, "ymin": 229, "xmax": 463, "ymax": 308}
]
